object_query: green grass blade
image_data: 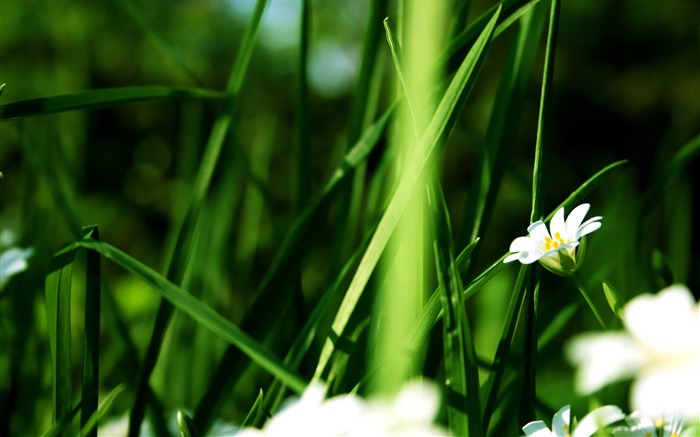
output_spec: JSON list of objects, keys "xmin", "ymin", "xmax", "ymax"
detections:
[
  {"xmin": 0, "ymin": 87, "xmax": 224, "ymax": 121},
  {"xmin": 71, "ymin": 239, "xmax": 307, "ymax": 393},
  {"xmin": 458, "ymin": 1, "xmax": 546, "ymax": 247},
  {"xmin": 241, "ymin": 390, "xmax": 265, "ymax": 429},
  {"xmin": 431, "ymin": 179, "xmax": 482, "ymax": 436},
  {"xmin": 294, "ymin": 0, "xmax": 311, "ymax": 211},
  {"xmin": 45, "ymin": 245, "xmax": 78, "ymax": 437},
  {"xmin": 383, "ymin": 18, "xmax": 419, "ymax": 136},
  {"xmin": 129, "ymin": 0, "xmax": 269, "ymax": 433},
  {"xmin": 192, "ymin": 106, "xmax": 393, "ymax": 433},
  {"xmin": 602, "ymin": 280, "xmax": 625, "ymax": 319},
  {"xmin": 545, "ymin": 159, "xmax": 628, "ymax": 222},
  {"xmin": 78, "ymin": 384, "xmax": 126, "ymax": 437},
  {"xmin": 531, "ymin": 0, "xmax": 559, "ymax": 222},
  {"xmin": 640, "ymin": 133, "xmax": 700, "ymax": 214},
  {"xmin": 177, "ymin": 410, "xmax": 201, "ymax": 437},
  {"xmin": 481, "ymin": 264, "xmax": 530, "ymax": 432},
  {"xmin": 314, "ymin": 5, "xmax": 502, "ymax": 381},
  {"xmin": 537, "ymin": 301, "xmax": 580, "ymax": 351},
  {"xmin": 434, "ymin": 0, "xmax": 541, "ymax": 72},
  {"xmin": 112, "ymin": 0, "xmax": 204, "ymax": 86},
  {"xmin": 80, "ymin": 226, "xmax": 101, "ymax": 437}
]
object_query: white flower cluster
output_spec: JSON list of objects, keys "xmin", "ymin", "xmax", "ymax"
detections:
[
  {"xmin": 523, "ymin": 405, "xmax": 697, "ymax": 437},
  {"xmin": 566, "ymin": 284, "xmax": 700, "ymax": 422},
  {"xmin": 237, "ymin": 380, "xmax": 448, "ymax": 437}
]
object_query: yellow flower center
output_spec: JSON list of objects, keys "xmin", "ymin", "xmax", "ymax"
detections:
[{"xmin": 544, "ymin": 232, "xmax": 566, "ymax": 251}]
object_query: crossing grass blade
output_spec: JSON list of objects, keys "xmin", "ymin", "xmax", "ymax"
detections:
[
  {"xmin": 80, "ymin": 226, "xmax": 101, "ymax": 437},
  {"xmin": 0, "ymin": 87, "xmax": 224, "ymax": 121},
  {"xmin": 63, "ymin": 239, "xmax": 308, "ymax": 392},
  {"xmin": 192, "ymin": 104, "xmax": 393, "ymax": 433},
  {"xmin": 264, "ymin": 228, "xmax": 373, "ymax": 413},
  {"xmin": 45, "ymin": 244, "xmax": 78, "ymax": 437},
  {"xmin": 458, "ymin": 0, "xmax": 547, "ymax": 248},
  {"xmin": 431, "ymin": 179, "xmax": 482, "ymax": 436},
  {"xmin": 129, "ymin": 0, "xmax": 269, "ymax": 433},
  {"xmin": 78, "ymin": 384, "xmax": 126, "ymax": 437},
  {"xmin": 314, "ymin": 5, "xmax": 502, "ymax": 382},
  {"xmin": 407, "ymin": 155, "xmax": 627, "ymax": 361},
  {"xmin": 481, "ymin": 264, "xmax": 530, "ymax": 432}
]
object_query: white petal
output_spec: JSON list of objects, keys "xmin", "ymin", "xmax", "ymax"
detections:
[
  {"xmin": 522, "ymin": 421, "xmax": 556, "ymax": 437},
  {"xmin": 506, "ymin": 237, "xmax": 544, "ymax": 264},
  {"xmin": 510, "ymin": 236, "xmax": 537, "ymax": 253},
  {"xmin": 504, "ymin": 253, "xmax": 522, "ymax": 263},
  {"xmin": 573, "ymin": 405, "xmax": 625, "ymax": 437},
  {"xmin": 552, "ymin": 405, "xmax": 571, "ymax": 436},
  {"xmin": 623, "ymin": 285, "xmax": 700, "ymax": 358},
  {"xmin": 576, "ymin": 221, "xmax": 602, "ymax": 239},
  {"xmin": 631, "ymin": 364, "xmax": 700, "ymax": 423},
  {"xmin": 389, "ymin": 380, "xmax": 440, "ymax": 427},
  {"xmin": 565, "ymin": 203, "xmax": 591, "ymax": 240},
  {"xmin": 549, "ymin": 207, "xmax": 567, "ymax": 241},
  {"xmin": 565, "ymin": 332, "xmax": 645, "ymax": 394},
  {"xmin": 527, "ymin": 221, "xmax": 551, "ymax": 255}
]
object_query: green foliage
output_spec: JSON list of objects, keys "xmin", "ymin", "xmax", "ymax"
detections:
[{"xmin": 2, "ymin": 0, "xmax": 698, "ymax": 435}]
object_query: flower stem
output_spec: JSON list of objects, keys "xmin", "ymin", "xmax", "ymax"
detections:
[{"xmin": 571, "ymin": 275, "xmax": 608, "ymax": 330}]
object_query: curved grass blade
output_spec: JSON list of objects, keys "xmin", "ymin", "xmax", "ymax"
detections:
[
  {"xmin": 66, "ymin": 239, "xmax": 308, "ymax": 393},
  {"xmin": 0, "ymin": 87, "xmax": 224, "ymax": 121},
  {"xmin": 80, "ymin": 225, "xmax": 101, "ymax": 437},
  {"xmin": 192, "ymin": 103, "xmax": 393, "ymax": 433},
  {"xmin": 314, "ymin": 5, "xmax": 503, "ymax": 382},
  {"xmin": 545, "ymin": 159, "xmax": 627, "ymax": 222}
]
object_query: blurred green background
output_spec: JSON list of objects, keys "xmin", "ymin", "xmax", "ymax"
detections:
[{"xmin": 1, "ymin": 0, "xmax": 698, "ymax": 434}]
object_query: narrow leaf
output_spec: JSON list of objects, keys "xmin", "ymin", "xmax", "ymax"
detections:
[
  {"xmin": 602, "ymin": 280, "xmax": 625, "ymax": 319},
  {"xmin": 315, "ymin": 5, "xmax": 503, "ymax": 381},
  {"xmin": 0, "ymin": 87, "xmax": 224, "ymax": 121},
  {"xmin": 81, "ymin": 225, "xmax": 101, "ymax": 437}
]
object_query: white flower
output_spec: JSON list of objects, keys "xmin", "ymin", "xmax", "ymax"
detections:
[
  {"xmin": 565, "ymin": 284, "xmax": 700, "ymax": 422},
  {"xmin": 612, "ymin": 411, "xmax": 697, "ymax": 437},
  {"xmin": 522, "ymin": 404, "xmax": 625, "ymax": 437},
  {"xmin": 237, "ymin": 380, "xmax": 447, "ymax": 436},
  {"xmin": 504, "ymin": 203, "xmax": 602, "ymax": 276}
]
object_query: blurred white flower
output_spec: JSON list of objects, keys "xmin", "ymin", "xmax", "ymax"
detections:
[
  {"xmin": 612, "ymin": 411, "xmax": 697, "ymax": 437},
  {"xmin": 237, "ymin": 380, "xmax": 447, "ymax": 436},
  {"xmin": 0, "ymin": 229, "xmax": 34, "ymax": 290},
  {"xmin": 504, "ymin": 203, "xmax": 602, "ymax": 276},
  {"xmin": 522, "ymin": 404, "xmax": 624, "ymax": 437},
  {"xmin": 566, "ymin": 284, "xmax": 700, "ymax": 422}
]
